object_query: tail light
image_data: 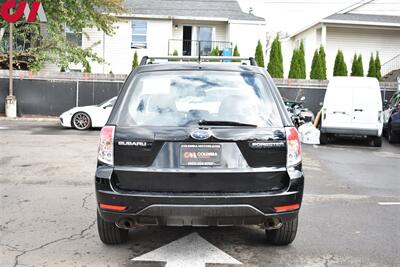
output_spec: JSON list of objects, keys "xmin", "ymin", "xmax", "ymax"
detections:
[
  {"xmin": 98, "ymin": 126, "xmax": 115, "ymax": 165},
  {"xmin": 274, "ymin": 204, "xmax": 300, "ymax": 212},
  {"xmin": 286, "ymin": 127, "xmax": 301, "ymax": 167},
  {"xmin": 99, "ymin": 203, "xmax": 128, "ymax": 212}
]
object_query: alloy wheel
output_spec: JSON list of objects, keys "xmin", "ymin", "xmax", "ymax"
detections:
[{"xmin": 73, "ymin": 113, "xmax": 91, "ymax": 130}]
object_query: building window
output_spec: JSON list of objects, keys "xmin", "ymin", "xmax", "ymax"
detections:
[
  {"xmin": 65, "ymin": 26, "xmax": 82, "ymax": 47},
  {"xmin": 198, "ymin": 27, "xmax": 212, "ymax": 56},
  {"xmin": 131, "ymin": 20, "xmax": 147, "ymax": 48}
]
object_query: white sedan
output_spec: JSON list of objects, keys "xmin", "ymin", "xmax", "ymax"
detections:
[{"xmin": 59, "ymin": 97, "xmax": 117, "ymax": 130}]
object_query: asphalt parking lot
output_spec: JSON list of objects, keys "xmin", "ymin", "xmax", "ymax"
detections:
[{"xmin": 1, "ymin": 120, "xmax": 399, "ymax": 267}]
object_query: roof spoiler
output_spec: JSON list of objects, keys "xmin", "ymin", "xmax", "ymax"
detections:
[{"xmin": 140, "ymin": 56, "xmax": 258, "ymax": 66}]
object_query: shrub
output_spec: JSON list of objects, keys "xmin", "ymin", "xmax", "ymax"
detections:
[
  {"xmin": 357, "ymin": 54, "xmax": 364, "ymax": 76},
  {"xmin": 288, "ymin": 49, "xmax": 301, "ymax": 79},
  {"xmin": 333, "ymin": 50, "xmax": 348, "ymax": 76},
  {"xmin": 319, "ymin": 45, "xmax": 327, "ymax": 80},
  {"xmin": 209, "ymin": 46, "xmax": 220, "ymax": 62},
  {"xmin": 367, "ymin": 53, "xmax": 377, "ymax": 78},
  {"xmin": 310, "ymin": 49, "xmax": 321, "ymax": 80},
  {"xmin": 233, "ymin": 45, "xmax": 240, "ymax": 62},
  {"xmin": 351, "ymin": 54, "xmax": 357, "ymax": 76},
  {"xmin": 210, "ymin": 46, "xmax": 220, "ymax": 56},
  {"xmin": 298, "ymin": 41, "xmax": 306, "ymax": 79},
  {"xmin": 267, "ymin": 35, "xmax": 283, "ymax": 78},
  {"xmin": 255, "ymin": 40, "xmax": 265, "ymax": 67},
  {"xmin": 83, "ymin": 62, "xmax": 91, "ymax": 73},
  {"xmin": 169, "ymin": 50, "xmax": 179, "ymax": 62},
  {"xmin": 132, "ymin": 51, "xmax": 139, "ymax": 69},
  {"xmin": 351, "ymin": 53, "xmax": 364, "ymax": 77},
  {"xmin": 288, "ymin": 43, "xmax": 306, "ymax": 79},
  {"xmin": 375, "ymin": 52, "xmax": 382, "ymax": 81}
]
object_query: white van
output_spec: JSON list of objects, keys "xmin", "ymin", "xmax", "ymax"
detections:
[{"xmin": 320, "ymin": 77, "xmax": 383, "ymax": 147}]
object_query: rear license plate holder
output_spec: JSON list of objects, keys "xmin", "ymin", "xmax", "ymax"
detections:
[{"xmin": 180, "ymin": 144, "xmax": 221, "ymax": 166}]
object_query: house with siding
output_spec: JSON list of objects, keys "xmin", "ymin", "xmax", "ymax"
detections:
[
  {"xmin": 279, "ymin": 0, "xmax": 400, "ymax": 80},
  {"xmin": 82, "ymin": 0, "xmax": 266, "ymax": 74}
]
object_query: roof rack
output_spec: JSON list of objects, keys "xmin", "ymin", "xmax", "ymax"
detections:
[{"xmin": 140, "ymin": 56, "xmax": 258, "ymax": 66}]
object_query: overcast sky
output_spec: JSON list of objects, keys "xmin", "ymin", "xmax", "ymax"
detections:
[{"xmin": 238, "ymin": 0, "xmax": 361, "ymax": 35}]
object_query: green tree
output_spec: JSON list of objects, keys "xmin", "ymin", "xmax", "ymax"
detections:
[
  {"xmin": 298, "ymin": 41, "xmax": 306, "ymax": 79},
  {"xmin": 367, "ymin": 53, "xmax": 376, "ymax": 78},
  {"xmin": 233, "ymin": 45, "xmax": 240, "ymax": 62},
  {"xmin": 357, "ymin": 54, "xmax": 364, "ymax": 76},
  {"xmin": 351, "ymin": 54, "xmax": 358, "ymax": 76},
  {"xmin": 0, "ymin": 0, "xmax": 124, "ymax": 71},
  {"xmin": 319, "ymin": 45, "xmax": 327, "ymax": 80},
  {"xmin": 132, "ymin": 51, "xmax": 139, "ymax": 69},
  {"xmin": 333, "ymin": 50, "xmax": 348, "ymax": 76},
  {"xmin": 255, "ymin": 40, "xmax": 265, "ymax": 67},
  {"xmin": 288, "ymin": 49, "xmax": 301, "ymax": 79},
  {"xmin": 375, "ymin": 52, "xmax": 382, "ymax": 81},
  {"xmin": 310, "ymin": 49, "xmax": 321, "ymax": 80},
  {"xmin": 351, "ymin": 53, "xmax": 364, "ymax": 77},
  {"xmin": 267, "ymin": 35, "xmax": 284, "ymax": 78}
]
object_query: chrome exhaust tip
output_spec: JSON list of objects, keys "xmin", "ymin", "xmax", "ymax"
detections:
[
  {"xmin": 116, "ymin": 218, "xmax": 136, "ymax": 229},
  {"xmin": 264, "ymin": 218, "xmax": 283, "ymax": 230}
]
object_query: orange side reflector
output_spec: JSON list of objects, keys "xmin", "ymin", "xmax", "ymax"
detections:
[
  {"xmin": 99, "ymin": 204, "xmax": 128, "ymax": 212},
  {"xmin": 273, "ymin": 204, "xmax": 300, "ymax": 212}
]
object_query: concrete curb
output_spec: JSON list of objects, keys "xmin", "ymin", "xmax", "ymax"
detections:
[{"xmin": 0, "ymin": 116, "xmax": 59, "ymax": 122}]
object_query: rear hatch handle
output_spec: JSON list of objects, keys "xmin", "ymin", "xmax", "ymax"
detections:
[{"xmin": 354, "ymin": 109, "xmax": 363, "ymax": 112}]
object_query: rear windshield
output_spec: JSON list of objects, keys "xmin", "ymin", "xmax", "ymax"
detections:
[{"xmin": 116, "ymin": 71, "xmax": 283, "ymax": 127}]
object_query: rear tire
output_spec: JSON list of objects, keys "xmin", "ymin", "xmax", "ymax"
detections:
[
  {"xmin": 320, "ymin": 133, "xmax": 329, "ymax": 145},
  {"xmin": 388, "ymin": 124, "xmax": 400, "ymax": 144},
  {"xmin": 370, "ymin": 136, "xmax": 382, "ymax": 147},
  {"xmin": 97, "ymin": 211, "xmax": 129, "ymax": 245},
  {"xmin": 265, "ymin": 216, "xmax": 298, "ymax": 246},
  {"xmin": 319, "ymin": 122, "xmax": 329, "ymax": 145}
]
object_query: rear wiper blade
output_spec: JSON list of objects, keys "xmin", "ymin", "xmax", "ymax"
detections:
[{"xmin": 198, "ymin": 120, "xmax": 257, "ymax": 127}]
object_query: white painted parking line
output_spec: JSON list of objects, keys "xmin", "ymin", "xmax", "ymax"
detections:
[
  {"xmin": 378, "ymin": 202, "xmax": 400, "ymax": 206},
  {"xmin": 132, "ymin": 232, "xmax": 241, "ymax": 267},
  {"xmin": 0, "ymin": 126, "xmax": 8, "ymax": 130}
]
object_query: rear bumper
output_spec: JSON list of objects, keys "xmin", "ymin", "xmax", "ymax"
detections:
[
  {"xmin": 96, "ymin": 176, "xmax": 304, "ymax": 226},
  {"xmin": 321, "ymin": 126, "xmax": 379, "ymax": 136}
]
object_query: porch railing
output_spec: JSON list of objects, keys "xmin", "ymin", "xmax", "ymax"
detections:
[
  {"xmin": 382, "ymin": 53, "xmax": 400, "ymax": 77},
  {"xmin": 168, "ymin": 39, "xmax": 232, "ymax": 57}
]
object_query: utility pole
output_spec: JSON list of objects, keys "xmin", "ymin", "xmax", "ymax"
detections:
[
  {"xmin": 9, "ymin": 23, "xmax": 13, "ymax": 97},
  {"xmin": 5, "ymin": 23, "xmax": 17, "ymax": 118}
]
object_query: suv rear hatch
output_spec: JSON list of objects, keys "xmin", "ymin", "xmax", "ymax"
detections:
[
  {"xmin": 112, "ymin": 126, "xmax": 289, "ymax": 193},
  {"xmin": 100, "ymin": 69, "xmax": 294, "ymax": 194}
]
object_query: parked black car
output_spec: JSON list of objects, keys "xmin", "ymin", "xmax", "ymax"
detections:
[
  {"xmin": 383, "ymin": 91, "xmax": 400, "ymax": 143},
  {"xmin": 95, "ymin": 56, "xmax": 304, "ymax": 246}
]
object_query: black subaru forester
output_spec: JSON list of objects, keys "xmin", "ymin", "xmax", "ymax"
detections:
[{"xmin": 96, "ymin": 56, "xmax": 304, "ymax": 246}]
